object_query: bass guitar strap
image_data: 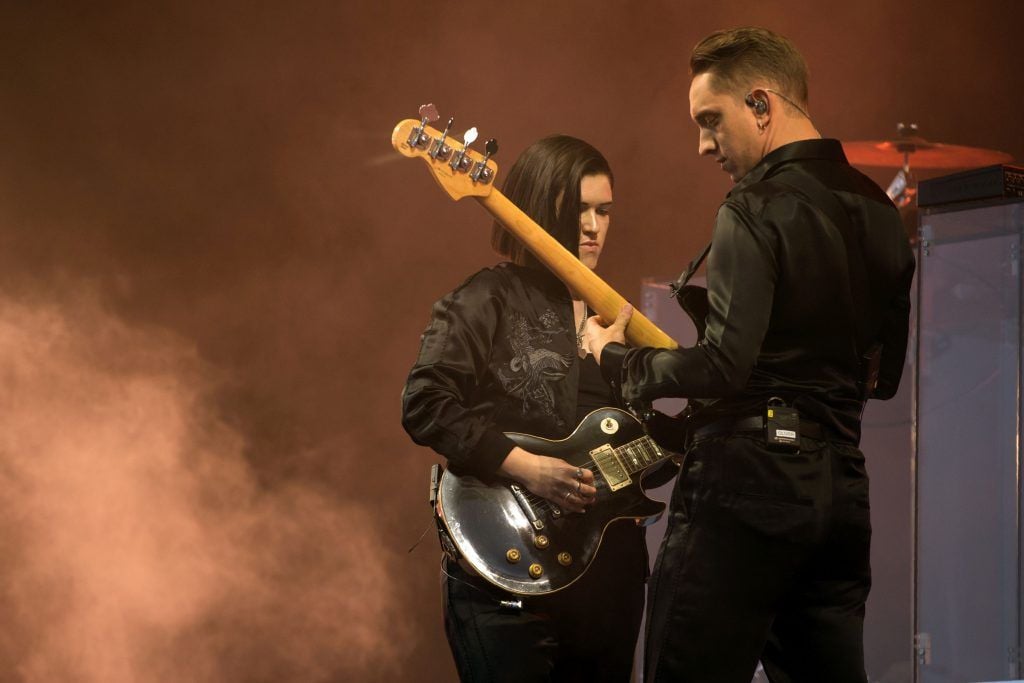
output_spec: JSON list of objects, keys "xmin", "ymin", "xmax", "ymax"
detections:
[{"xmin": 667, "ymin": 241, "xmax": 712, "ymax": 342}]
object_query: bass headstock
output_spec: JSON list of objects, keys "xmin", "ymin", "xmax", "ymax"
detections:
[{"xmin": 391, "ymin": 103, "xmax": 499, "ymax": 201}]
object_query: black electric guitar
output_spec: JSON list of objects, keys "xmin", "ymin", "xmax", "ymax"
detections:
[
  {"xmin": 394, "ymin": 106, "xmax": 684, "ymax": 594},
  {"xmin": 437, "ymin": 407, "xmax": 678, "ymax": 595}
]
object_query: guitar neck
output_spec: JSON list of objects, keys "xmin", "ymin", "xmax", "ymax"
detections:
[
  {"xmin": 610, "ymin": 434, "xmax": 673, "ymax": 477},
  {"xmin": 478, "ymin": 191, "xmax": 678, "ymax": 350}
]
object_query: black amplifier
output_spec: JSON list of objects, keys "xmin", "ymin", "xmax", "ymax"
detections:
[{"xmin": 918, "ymin": 164, "xmax": 1024, "ymax": 207}]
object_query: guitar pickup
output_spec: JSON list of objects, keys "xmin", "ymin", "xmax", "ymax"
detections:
[
  {"xmin": 510, "ymin": 483, "xmax": 545, "ymax": 530},
  {"xmin": 591, "ymin": 444, "xmax": 632, "ymax": 491}
]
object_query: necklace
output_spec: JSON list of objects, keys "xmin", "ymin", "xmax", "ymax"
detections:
[{"xmin": 575, "ymin": 304, "xmax": 587, "ymax": 359}]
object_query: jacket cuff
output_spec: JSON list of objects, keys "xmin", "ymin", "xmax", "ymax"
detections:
[
  {"xmin": 599, "ymin": 342, "xmax": 629, "ymax": 403},
  {"xmin": 467, "ymin": 429, "xmax": 518, "ymax": 477}
]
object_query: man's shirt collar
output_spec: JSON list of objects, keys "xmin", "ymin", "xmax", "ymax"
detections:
[{"xmin": 729, "ymin": 138, "xmax": 848, "ymax": 196}]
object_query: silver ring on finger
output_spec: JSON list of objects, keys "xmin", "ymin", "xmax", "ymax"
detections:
[
  {"xmin": 564, "ymin": 490, "xmax": 573, "ymax": 501},
  {"xmin": 575, "ymin": 467, "xmax": 583, "ymax": 480},
  {"xmin": 575, "ymin": 480, "xmax": 582, "ymax": 494}
]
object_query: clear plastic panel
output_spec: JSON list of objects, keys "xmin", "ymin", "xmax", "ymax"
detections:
[{"xmin": 916, "ymin": 201, "xmax": 1023, "ymax": 682}]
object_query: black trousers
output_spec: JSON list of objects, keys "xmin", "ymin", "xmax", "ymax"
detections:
[
  {"xmin": 441, "ymin": 522, "xmax": 647, "ymax": 683},
  {"xmin": 645, "ymin": 432, "xmax": 872, "ymax": 683}
]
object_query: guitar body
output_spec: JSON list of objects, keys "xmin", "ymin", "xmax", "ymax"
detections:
[{"xmin": 437, "ymin": 407, "xmax": 668, "ymax": 595}]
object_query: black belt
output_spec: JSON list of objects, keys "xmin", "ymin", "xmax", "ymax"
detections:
[{"xmin": 692, "ymin": 415, "xmax": 827, "ymax": 441}]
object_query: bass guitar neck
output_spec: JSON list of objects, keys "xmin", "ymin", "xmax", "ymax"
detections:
[
  {"xmin": 391, "ymin": 108, "xmax": 678, "ymax": 350},
  {"xmin": 477, "ymin": 191, "xmax": 677, "ymax": 349}
]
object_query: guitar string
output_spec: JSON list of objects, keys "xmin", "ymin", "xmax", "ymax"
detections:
[
  {"xmin": 517, "ymin": 463, "xmax": 599, "ymax": 514},
  {"xmin": 515, "ymin": 436, "xmax": 665, "ymax": 514},
  {"xmin": 440, "ymin": 438, "xmax": 667, "ymax": 598},
  {"xmin": 439, "ymin": 440, "xmax": 669, "ymax": 598},
  {"xmin": 516, "ymin": 439, "xmax": 665, "ymax": 514}
]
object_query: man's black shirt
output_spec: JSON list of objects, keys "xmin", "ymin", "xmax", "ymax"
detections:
[{"xmin": 602, "ymin": 139, "xmax": 915, "ymax": 443}]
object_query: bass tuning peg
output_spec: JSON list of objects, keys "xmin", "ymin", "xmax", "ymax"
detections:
[
  {"xmin": 406, "ymin": 103, "xmax": 441, "ymax": 149},
  {"xmin": 449, "ymin": 127, "xmax": 479, "ymax": 172},
  {"xmin": 470, "ymin": 138, "xmax": 498, "ymax": 183}
]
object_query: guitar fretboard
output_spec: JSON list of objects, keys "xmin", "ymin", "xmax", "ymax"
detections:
[{"xmin": 616, "ymin": 436, "xmax": 667, "ymax": 474}]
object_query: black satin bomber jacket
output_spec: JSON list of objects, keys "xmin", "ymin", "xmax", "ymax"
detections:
[
  {"xmin": 601, "ymin": 139, "xmax": 915, "ymax": 444},
  {"xmin": 402, "ymin": 264, "xmax": 584, "ymax": 477}
]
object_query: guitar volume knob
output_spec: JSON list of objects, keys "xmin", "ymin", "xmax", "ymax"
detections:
[
  {"xmin": 533, "ymin": 535, "xmax": 549, "ymax": 549},
  {"xmin": 557, "ymin": 552, "xmax": 572, "ymax": 567},
  {"xmin": 528, "ymin": 563, "xmax": 544, "ymax": 579},
  {"xmin": 506, "ymin": 548, "xmax": 521, "ymax": 564}
]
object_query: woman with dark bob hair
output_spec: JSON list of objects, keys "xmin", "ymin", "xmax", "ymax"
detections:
[{"xmin": 402, "ymin": 134, "xmax": 648, "ymax": 681}]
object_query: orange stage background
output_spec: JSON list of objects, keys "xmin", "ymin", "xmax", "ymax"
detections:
[{"xmin": 0, "ymin": 2, "xmax": 1021, "ymax": 681}]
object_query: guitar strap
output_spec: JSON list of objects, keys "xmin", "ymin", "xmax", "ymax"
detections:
[
  {"xmin": 668, "ymin": 241, "xmax": 712, "ymax": 341},
  {"xmin": 669, "ymin": 241, "xmax": 712, "ymax": 296}
]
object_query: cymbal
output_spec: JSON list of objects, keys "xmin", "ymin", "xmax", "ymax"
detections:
[{"xmin": 843, "ymin": 136, "xmax": 1014, "ymax": 169}]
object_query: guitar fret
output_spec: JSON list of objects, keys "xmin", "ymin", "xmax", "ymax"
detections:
[
  {"xmin": 616, "ymin": 437, "xmax": 666, "ymax": 474},
  {"xmin": 646, "ymin": 441, "xmax": 660, "ymax": 465},
  {"xmin": 618, "ymin": 439, "xmax": 642, "ymax": 473},
  {"xmin": 636, "ymin": 440, "xmax": 650, "ymax": 467},
  {"xmin": 622, "ymin": 442, "xmax": 642, "ymax": 472},
  {"xmin": 642, "ymin": 438, "xmax": 662, "ymax": 463}
]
